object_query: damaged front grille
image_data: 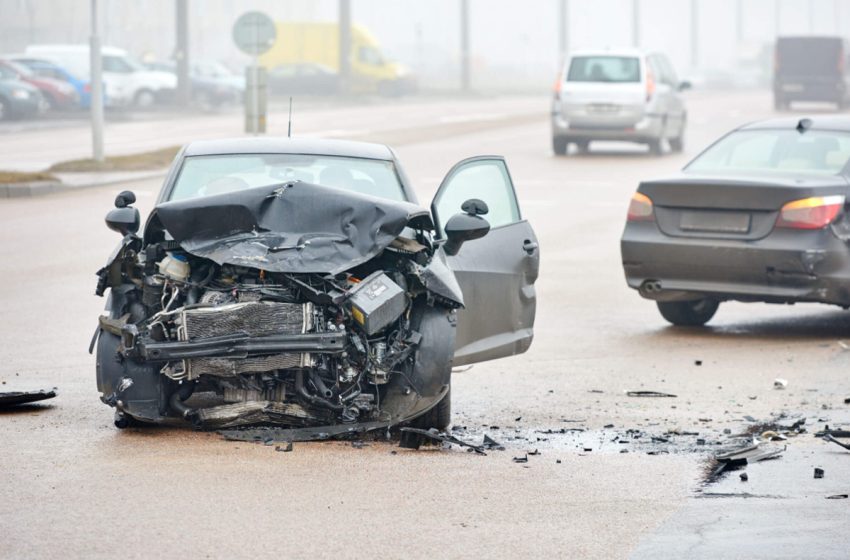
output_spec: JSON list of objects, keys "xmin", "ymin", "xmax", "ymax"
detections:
[{"xmin": 175, "ymin": 301, "xmax": 313, "ymax": 379}]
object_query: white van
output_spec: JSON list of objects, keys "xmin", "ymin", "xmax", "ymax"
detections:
[{"xmin": 25, "ymin": 44, "xmax": 176, "ymax": 108}]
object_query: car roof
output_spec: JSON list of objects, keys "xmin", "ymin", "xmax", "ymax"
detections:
[
  {"xmin": 182, "ymin": 137, "xmax": 395, "ymax": 160},
  {"xmin": 568, "ymin": 48, "xmax": 646, "ymax": 59},
  {"xmin": 739, "ymin": 116, "xmax": 850, "ymax": 132},
  {"xmin": 26, "ymin": 44, "xmax": 128, "ymax": 56}
]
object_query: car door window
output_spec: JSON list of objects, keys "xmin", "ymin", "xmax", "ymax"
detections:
[
  {"xmin": 432, "ymin": 158, "xmax": 520, "ymax": 237},
  {"xmin": 103, "ymin": 56, "xmax": 134, "ymax": 74}
]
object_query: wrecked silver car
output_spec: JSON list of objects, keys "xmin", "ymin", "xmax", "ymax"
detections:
[{"xmin": 92, "ymin": 138, "xmax": 539, "ymax": 436}]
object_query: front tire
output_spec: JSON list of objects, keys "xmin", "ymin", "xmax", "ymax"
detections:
[
  {"xmin": 657, "ymin": 298, "xmax": 719, "ymax": 326},
  {"xmin": 410, "ymin": 386, "xmax": 451, "ymax": 431},
  {"xmin": 134, "ymin": 89, "xmax": 156, "ymax": 109},
  {"xmin": 648, "ymin": 137, "xmax": 663, "ymax": 156}
]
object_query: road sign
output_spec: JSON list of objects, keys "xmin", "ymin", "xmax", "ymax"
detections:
[{"xmin": 232, "ymin": 11, "xmax": 276, "ymax": 56}]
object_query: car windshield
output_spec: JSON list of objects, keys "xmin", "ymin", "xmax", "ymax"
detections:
[
  {"xmin": 686, "ymin": 129, "xmax": 850, "ymax": 175},
  {"xmin": 567, "ymin": 56, "xmax": 641, "ymax": 83},
  {"xmin": 170, "ymin": 153, "xmax": 406, "ymax": 202}
]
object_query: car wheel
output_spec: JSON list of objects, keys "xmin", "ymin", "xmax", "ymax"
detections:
[
  {"xmin": 552, "ymin": 136, "xmax": 568, "ymax": 156},
  {"xmin": 648, "ymin": 138, "xmax": 663, "ymax": 156},
  {"xmin": 576, "ymin": 139, "xmax": 590, "ymax": 154},
  {"xmin": 0, "ymin": 97, "xmax": 8, "ymax": 121},
  {"xmin": 134, "ymin": 89, "xmax": 156, "ymax": 109},
  {"xmin": 670, "ymin": 118, "xmax": 686, "ymax": 152},
  {"xmin": 656, "ymin": 298, "xmax": 719, "ymax": 326},
  {"xmin": 410, "ymin": 386, "xmax": 451, "ymax": 431},
  {"xmin": 774, "ymin": 95, "xmax": 789, "ymax": 111},
  {"xmin": 194, "ymin": 91, "xmax": 216, "ymax": 113}
]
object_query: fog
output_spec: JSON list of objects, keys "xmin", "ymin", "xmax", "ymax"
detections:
[{"xmin": 1, "ymin": 0, "xmax": 847, "ymax": 92}]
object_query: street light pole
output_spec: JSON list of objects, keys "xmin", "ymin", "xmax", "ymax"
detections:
[
  {"xmin": 90, "ymin": 0, "xmax": 104, "ymax": 163},
  {"xmin": 339, "ymin": 0, "xmax": 351, "ymax": 95},
  {"xmin": 175, "ymin": 0, "xmax": 190, "ymax": 106},
  {"xmin": 690, "ymin": 0, "xmax": 698, "ymax": 70},
  {"xmin": 460, "ymin": 0, "xmax": 470, "ymax": 92},
  {"xmin": 632, "ymin": 0, "xmax": 640, "ymax": 48},
  {"xmin": 558, "ymin": 0, "xmax": 569, "ymax": 66}
]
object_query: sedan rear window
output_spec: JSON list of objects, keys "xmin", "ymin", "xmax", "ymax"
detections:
[
  {"xmin": 170, "ymin": 153, "xmax": 406, "ymax": 202},
  {"xmin": 686, "ymin": 130, "xmax": 850, "ymax": 175},
  {"xmin": 567, "ymin": 56, "xmax": 641, "ymax": 83}
]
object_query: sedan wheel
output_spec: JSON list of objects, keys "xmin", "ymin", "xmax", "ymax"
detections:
[
  {"xmin": 656, "ymin": 298, "xmax": 719, "ymax": 326},
  {"xmin": 134, "ymin": 89, "xmax": 156, "ymax": 109},
  {"xmin": 552, "ymin": 136, "xmax": 568, "ymax": 156},
  {"xmin": 0, "ymin": 97, "xmax": 7, "ymax": 121}
]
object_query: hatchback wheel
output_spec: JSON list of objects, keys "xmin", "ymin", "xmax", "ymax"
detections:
[
  {"xmin": 657, "ymin": 298, "xmax": 719, "ymax": 326},
  {"xmin": 648, "ymin": 138, "xmax": 663, "ymax": 156},
  {"xmin": 552, "ymin": 136, "xmax": 568, "ymax": 156}
]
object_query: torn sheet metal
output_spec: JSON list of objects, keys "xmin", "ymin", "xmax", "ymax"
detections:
[
  {"xmin": 823, "ymin": 433, "xmax": 850, "ymax": 451},
  {"xmin": 0, "ymin": 388, "xmax": 57, "ymax": 407},
  {"xmin": 154, "ymin": 181, "xmax": 433, "ymax": 275}
]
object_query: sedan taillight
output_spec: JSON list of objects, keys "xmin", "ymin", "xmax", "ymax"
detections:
[
  {"xmin": 776, "ymin": 195, "xmax": 845, "ymax": 230},
  {"xmin": 627, "ymin": 192, "xmax": 654, "ymax": 221}
]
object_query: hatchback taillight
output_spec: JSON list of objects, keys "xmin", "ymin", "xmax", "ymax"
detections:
[
  {"xmin": 553, "ymin": 75, "xmax": 562, "ymax": 100},
  {"xmin": 776, "ymin": 195, "xmax": 845, "ymax": 229},
  {"xmin": 627, "ymin": 192, "xmax": 654, "ymax": 221},
  {"xmin": 645, "ymin": 67, "xmax": 656, "ymax": 102}
]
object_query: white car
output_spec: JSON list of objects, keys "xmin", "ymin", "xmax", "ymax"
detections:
[
  {"xmin": 25, "ymin": 44, "xmax": 176, "ymax": 108},
  {"xmin": 551, "ymin": 48, "xmax": 690, "ymax": 156}
]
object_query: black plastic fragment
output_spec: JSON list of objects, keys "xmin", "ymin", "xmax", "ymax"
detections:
[
  {"xmin": 482, "ymin": 434, "xmax": 505, "ymax": 450},
  {"xmin": 823, "ymin": 434, "xmax": 850, "ymax": 451},
  {"xmin": 626, "ymin": 391, "xmax": 677, "ymax": 398},
  {"xmin": 220, "ymin": 420, "xmax": 389, "ymax": 443},
  {"xmin": 513, "ymin": 454, "xmax": 528, "ymax": 463},
  {"xmin": 826, "ymin": 494, "xmax": 848, "ymax": 499},
  {"xmin": 399, "ymin": 427, "xmax": 486, "ymax": 455},
  {"xmin": 0, "ymin": 388, "xmax": 57, "ymax": 408},
  {"xmin": 275, "ymin": 442, "xmax": 293, "ymax": 452},
  {"xmin": 814, "ymin": 467, "xmax": 825, "ymax": 479}
]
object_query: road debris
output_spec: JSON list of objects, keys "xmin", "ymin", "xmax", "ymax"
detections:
[
  {"xmin": 739, "ymin": 472, "xmax": 748, "ymax": 481},
  {"xmin": 826, "ymin": 494, "xmax": 848, "ymax": 499},
  {"xmin": 814, "ymin": 467, "xmax": 825, "ymax": 479},
  {"xmin": 482, "ymin": 434, "xmax": 505, "ymax": 450},
  {"xmin": 0, "ymin": 388, "xmax": 57, "ymax": 408},
  {"xmin": 626, "ymin": 391, "xmax": 677, "ymax": 398},
  {"xmin": 275, "ymin": 442, "xmax": 293, "ymax": 452},
  {"xmin": 399, "ymin": 427, "xmax": 486, "ymax": 455},
  {"xmin": 774, "ymin": 378, "xmax": 788, "ymax": 390},
  {"xmin": 513, "ymin": 454, "xmax": 528, "ymax": 463},
  {"xmin": 822, "ymin": 434, "xmax": 850, "ymax": 451}
]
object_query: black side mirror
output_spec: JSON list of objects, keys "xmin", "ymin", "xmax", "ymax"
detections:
[
  {"xmin": 443, "ymin": 198, "xmax": 491, "ymax": 256},
  {"xmin": 678, "ymin": 80, "xmax": 692, "ymax": 92},
  {"xmin": 106, "ymin": 190, "xmax": 140, "ymax": 236}
]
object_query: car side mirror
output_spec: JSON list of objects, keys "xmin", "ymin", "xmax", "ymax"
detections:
[
  {"xmin": 678, "ymin": 80, "xmax": 692, "ymax": 92},
  {"xmin": 443, "ymin": 198, "xmax": 491, "ymax": 256},
  {"xmin": 106, "ymin": 190, "xmax": 140, "ymax": 236}
]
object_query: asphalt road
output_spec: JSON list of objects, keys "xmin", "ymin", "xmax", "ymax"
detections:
[{"xmin": 1, "ymin": 91, "xmax": 849, "ymax": 559}]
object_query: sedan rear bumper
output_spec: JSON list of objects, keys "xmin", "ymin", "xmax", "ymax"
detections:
[{"xmin": 621, "ymin": 221, "xmax": 850, "ymax": 305}]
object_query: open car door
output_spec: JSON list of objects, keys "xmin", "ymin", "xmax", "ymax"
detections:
[{"xmin": 431, "ymin": 156, "xmax": 539, "ymax": 366}]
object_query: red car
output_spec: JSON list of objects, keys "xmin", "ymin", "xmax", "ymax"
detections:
[{"xmin": 0, "ymin": 59, "xmax": 77, "ymax": 110}]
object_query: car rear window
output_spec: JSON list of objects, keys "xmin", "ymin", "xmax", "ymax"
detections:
[
  {"xmin": 170, "ymin": 153, "xmax": 407, "ymax": 202},
  {"xmin": 567, "ymin": 56, "xmax": 641, "ymax": 83},
  {"xmin": 686, "ymin": 129, "xmax": 850, "ymax": 175},
  {"xmin": 777, "ymin": 38, "xmax": 843, "ymax": 77}
]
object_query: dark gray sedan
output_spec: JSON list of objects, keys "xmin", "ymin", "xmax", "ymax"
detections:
[
  {"xmin": 622, "ymin": 116, "xmax": 850, "ymax": 326},
  {"xmin": 93, "ymin": 137, "xmax": 538, "ymax": 439}
]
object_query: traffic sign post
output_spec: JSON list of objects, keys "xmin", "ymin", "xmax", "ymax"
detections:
[{"xmin": 232, "ymin": 11, "xmax": 276, "ymax": 135}]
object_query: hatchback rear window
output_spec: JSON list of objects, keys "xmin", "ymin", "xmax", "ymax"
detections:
[
  {"xmin": 686, "ymin": 129, "xmax": 850, "ymax": 175},
  {"xmin": 567, "ymin": 56, "xmax": 641, "ymax": 83}
]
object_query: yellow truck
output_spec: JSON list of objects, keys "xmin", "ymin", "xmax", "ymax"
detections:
[{"xmin": 260, "ymin": 22, "xmax": 414, "ymax": 95}]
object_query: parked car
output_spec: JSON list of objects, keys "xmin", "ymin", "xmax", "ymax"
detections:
[
  {"xmin": 551, "ymin": 49, "xmax": 690, "ymax": 156},
  {"xmin": 621, "ymin": 116, "xmax": 850, "ymax": 326},
  {"xmin": 0, "ymin": 58, "xmax": 78, "ymax": 110},
  {"xmin": 5, "ymin": 54, "xmax": 92, "ymax": 108},
  {"xmin": 145, "ymin": 59, "xmax": 243, "ymax": 110},
  {"xmin": 25, "ymin": 44, "xmax": 175, "ymax": 108},
  {"xmin": 268, "ymin": 63, "xmax": 339, "ymax": 96},
  {"xmin": 0, "ymin": 65, "xmax": 45, "ymax": 119},
  {"xmin": 774, "ymin": 36, "xmax": 850, "ymax": 110},
  {"xmin": 92, "ymin": 138, "xmax": 539, "ymax": 436}
]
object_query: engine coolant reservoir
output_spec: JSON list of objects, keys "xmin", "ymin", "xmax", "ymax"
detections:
[{"xmin": 158, "ymin": 253, "xmax": 190, "ymax": 282}]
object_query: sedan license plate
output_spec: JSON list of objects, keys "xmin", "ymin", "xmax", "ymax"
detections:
[
  {"xmin": 680, "ymin": 211, "xmax": 751, "ymax": 233},
  {"xmin": 782, "ymin": 83, "xmax": 804, "ymax": 92}
]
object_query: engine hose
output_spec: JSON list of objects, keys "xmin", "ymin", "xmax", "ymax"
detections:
[
  {"xmin": 309, "ymin": 370, "xmax": 335, "ymax": 399},
  {"xmin": 296, "ymin": 370, "xmax": 343, "ymax": 411},
  {"xmin": 169, "ymin": 384, "xmax": 196, "ymax": 419}
]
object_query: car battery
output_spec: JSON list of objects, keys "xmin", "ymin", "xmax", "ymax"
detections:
[{"xmin": 346, "ymin": 271, "xmax": 406, "ymax": 335}]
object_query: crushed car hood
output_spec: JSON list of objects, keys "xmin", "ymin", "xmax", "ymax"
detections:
[{"xmin": 153, "ymin": 181, "xmax": 433, "ymax": 274}]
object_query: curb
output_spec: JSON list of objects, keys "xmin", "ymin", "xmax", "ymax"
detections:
[{"xmin": 0, "ymin": 170, "xmax": 168, "ymax": 199}]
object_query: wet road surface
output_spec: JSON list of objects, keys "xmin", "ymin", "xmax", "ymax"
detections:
[{"xmin": 1, "ymin": 91, "xmax": 849, "ymax": 558}]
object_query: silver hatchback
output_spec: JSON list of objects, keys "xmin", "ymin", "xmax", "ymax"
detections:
[{"xmin": 551, "ymin": 49, "xmax": 690, "ymax": 156}]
